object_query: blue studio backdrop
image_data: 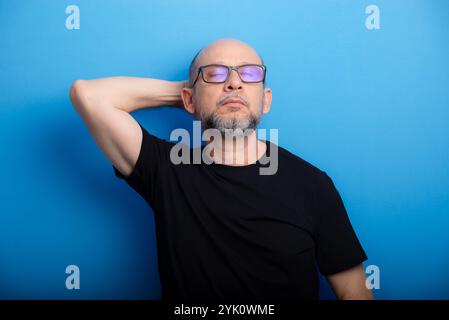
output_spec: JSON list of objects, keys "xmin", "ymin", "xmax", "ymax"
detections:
[{"xmin": 1, "ymin": 0, "xmax": 448, "ymax": 299}]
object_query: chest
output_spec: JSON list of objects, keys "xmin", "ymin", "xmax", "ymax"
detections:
[{"xmin": 159, "ymin": 165, "xmax": 318, "ymax": 257}]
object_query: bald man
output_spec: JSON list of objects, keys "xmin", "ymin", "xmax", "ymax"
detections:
[{"xmin": 70, "ymin": 38, "xmax": 373, "ymax": 301}]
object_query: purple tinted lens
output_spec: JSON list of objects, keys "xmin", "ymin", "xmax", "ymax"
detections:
[
  {"xmin": 204, "ymin": 66, "xmax": 228, "ymax": 82},
  {"xmin": 239, "ymin": 65, "xmax": 264, "ymax": 82}
]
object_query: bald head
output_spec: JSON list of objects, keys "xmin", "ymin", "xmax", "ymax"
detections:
[{"xmin": 188, "ymin": 38, "xmax": 265, "ymax": 88}]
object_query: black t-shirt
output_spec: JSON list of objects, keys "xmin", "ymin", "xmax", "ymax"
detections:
[{"xmin": 113, "ymin": 122, "xmax": 367, "ymax": 301}]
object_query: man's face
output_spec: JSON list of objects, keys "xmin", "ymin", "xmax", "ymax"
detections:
[{"xmin": 182, "ymin": 40, "xmax": 272, "ymax": 134}]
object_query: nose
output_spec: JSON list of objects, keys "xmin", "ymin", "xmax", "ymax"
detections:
[{"xmin": 225, "ymin": 69, "xmax": 243, "ymax": 91}]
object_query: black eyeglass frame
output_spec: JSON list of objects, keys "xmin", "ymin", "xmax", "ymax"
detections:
[{"xmin": 191, "ymin": 64, "xmax": 267, "ymax": 88}]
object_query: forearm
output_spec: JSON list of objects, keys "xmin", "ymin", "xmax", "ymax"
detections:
[{"xmin": 70, "ymin": 77, "xmax": 185, "ymax": 113}]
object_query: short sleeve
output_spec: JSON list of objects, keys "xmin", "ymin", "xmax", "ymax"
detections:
[
  {"xmin": 314, "ymin": 171, "xmax": 368, "ymax": 275},
  {"xmin": 112, "ymin": 122, "xmax": 173, "ymax": 207}
]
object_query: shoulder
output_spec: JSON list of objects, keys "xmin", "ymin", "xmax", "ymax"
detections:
[
  {"xmin": 140, "ymin": 125, "xmax": 177, "ymax": 152},
  {"xmin": 270, "ymin": 141, "xmax": 326, "ymax": 180}
]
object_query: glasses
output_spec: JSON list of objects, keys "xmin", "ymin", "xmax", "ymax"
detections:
[{"xmin": 191, "ymin": 64, "xmax": 266, "ymax": 87}]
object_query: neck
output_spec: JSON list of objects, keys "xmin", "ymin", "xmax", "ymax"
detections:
[{"xmin": 205, "ymin": 130, "xmax": 266, "ymax": 166}]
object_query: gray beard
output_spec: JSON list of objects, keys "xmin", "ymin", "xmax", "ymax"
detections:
[{"xmin": 198, "ymin": 108, "xmax": 261, "ymax": 137}]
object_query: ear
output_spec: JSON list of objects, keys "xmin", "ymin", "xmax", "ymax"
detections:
[
  {"xmin": 262, "ymin": 87, "xmax": 272, "ymax": 114},
  {"xmin": 181, "ymin": 87, "xmax": 195, "ymax": 115}
]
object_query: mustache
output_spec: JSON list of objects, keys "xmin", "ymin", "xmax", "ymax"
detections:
[{"xmin": 217, "ymin": 94, "xmax": 249, "ymax": 107}]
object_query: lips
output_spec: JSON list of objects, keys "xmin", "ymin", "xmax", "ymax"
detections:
[{"xmin": 222, "ymin": 98, "xmax": 245, "ymax": 106}]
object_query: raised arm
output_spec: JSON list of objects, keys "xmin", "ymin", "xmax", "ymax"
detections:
[{"xmin": 69, "ymin": 77, "xmax": 186, "ymax": 177}]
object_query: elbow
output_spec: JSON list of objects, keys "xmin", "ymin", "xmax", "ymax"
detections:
[
  {"xmin": 70, "ymin": 80, "xmax": 91, "ymax": 111},
  {"xmin": 70, "ymin": 80, "xmax": 83, "ymax": 100}
]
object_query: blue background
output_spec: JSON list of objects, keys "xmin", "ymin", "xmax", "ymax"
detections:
[{"xmin": 1, "ymin": 0, "xmax": 448, "ymax": 299}]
